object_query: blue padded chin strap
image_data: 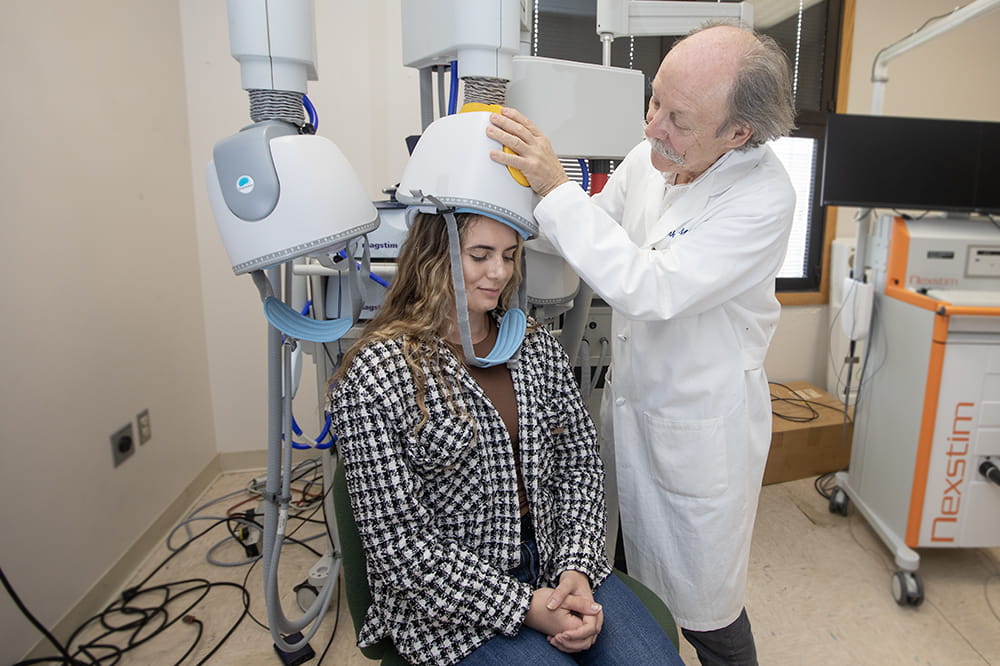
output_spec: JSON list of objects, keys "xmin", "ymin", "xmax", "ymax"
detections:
[
  {"xmin": 441, "ymin": 206, "xmax": 527, "ymax": 367},
  {"xmin": 488, "ymin": 308, "xmax": 528, "ymax": 365},
  {"xmin": 251, "ymin": 253, "xmax": 361, "ymax": 343},
  {"xmin": 261, "ymin": 297, "xmax": 354, "ymax": 343}
]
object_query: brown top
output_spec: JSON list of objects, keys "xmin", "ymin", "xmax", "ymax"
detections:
[{"xmin": 450, "ymin": 321, "xmax": 528, "ymax": 518}]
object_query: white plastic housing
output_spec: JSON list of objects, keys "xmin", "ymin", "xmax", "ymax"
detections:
[
  {"xmin": 396, "ymin": 111, "xmax": 539, "ymax": 238},
  {"xmin": 840, "ymin": 277, "xmax": 874, "ymax": 341},
  {"xmin": 400, "ymin": 0, "xmax": 521, "ymax": 80},
  {"xmin": 207, "ymin": 134, "xmax": 379, "ymax": 274},
  {"xmin": 227, "ymin": 0, "xmax": 318, "ymax": 92},
  {"xmin": 366, "ymin": 204, "xmax": 411, "ymax": 258},
  {"xmin": 525, "ymin": 237, "xmax": 580, "ymax": 306},
  {"xmin": 596, "ymin": 0, "xmax": 755, "ymax": 38},
  {"xmin": 506, "ymin": 56, "xmax": 645, "ymax": 159}
]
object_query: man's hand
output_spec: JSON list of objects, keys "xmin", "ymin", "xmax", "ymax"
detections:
[{"xmin": 487, "ymin": 107, "xmax": 571, "ymax": 197}]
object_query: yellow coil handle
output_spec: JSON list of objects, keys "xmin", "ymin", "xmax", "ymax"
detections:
[{"xmin": 461, "ymin": 102, "xmax": 530, "ymax": 187}]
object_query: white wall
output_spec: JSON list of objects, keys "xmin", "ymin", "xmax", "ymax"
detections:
[
  {"xmin": 0, "ymin": 2, "xmax": 216, "ymax": 662},
  {"xmin": 773, "ymin": 0, "xmax": 1000, "ymax": 389},
  {"xmin": 833, "ymin": 0, "xmax": 1000, "ymax": 239},
  {"xmin": 2, "ymin": 0, "xmax": 998, "ymax": 662}
]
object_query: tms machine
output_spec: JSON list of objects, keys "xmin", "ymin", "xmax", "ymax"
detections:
[
  {"xmin": 823, "ymin": 0, "xmax": 1000, "ymax": 607},
  {"xmin": 829, "ymin": 214, "xmax": 1000, "ymax": 606}
]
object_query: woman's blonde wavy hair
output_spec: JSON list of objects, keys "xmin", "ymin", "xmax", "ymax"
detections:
[{"xmin": 330, "ymin": 211, "xmax": 526, "ymax": 429}]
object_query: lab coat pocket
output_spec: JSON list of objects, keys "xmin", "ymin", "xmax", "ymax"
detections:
[{"xmin": 641, "ymin": 412, "xmax": 728, "ymax": 498}]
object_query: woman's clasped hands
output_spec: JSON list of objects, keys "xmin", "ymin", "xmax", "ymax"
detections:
[{"xmin": 524, "ymin": 570, "xmax": 604, "ymax": 653}]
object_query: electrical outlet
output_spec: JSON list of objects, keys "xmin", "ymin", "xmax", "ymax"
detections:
[
  {"xmin": 137, "ymin": 408, "xmax": 152, "ymax": 445},
  {"xmin": 110, "ymin": 422, "xmax": 135, "ymax": 467}
]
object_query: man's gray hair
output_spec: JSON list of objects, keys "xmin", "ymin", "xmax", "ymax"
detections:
[
  {"xmin": 731, "ymin": 30, "xmax": 796, "ymax": 148},
  {"xmin": 687, "ymin": 22, "xmax": 797, "ymax": 149}
]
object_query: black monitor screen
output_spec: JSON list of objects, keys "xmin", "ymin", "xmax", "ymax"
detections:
[
  {"xmin": 821, "ymin": 113, "xmax": 999, "ymax": 215},
  {"xmin": 976, "ymin": 122, "xmax": 1000, "ymax": 213}
]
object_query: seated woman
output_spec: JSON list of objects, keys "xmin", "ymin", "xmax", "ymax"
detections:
[{"xmin": 328, "ymin": 210, "xmax": 682, "ymax": 665}]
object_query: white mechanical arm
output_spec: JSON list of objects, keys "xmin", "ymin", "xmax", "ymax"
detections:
[
  {"xmin": 205, "ymin": 0, "xmax": 379, "ymax": 656},
  {"xmin": 207, "ymin": 0, "xmax": 377, "ymax": 283}
]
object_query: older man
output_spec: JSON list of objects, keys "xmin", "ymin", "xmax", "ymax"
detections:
[{"xmin": 488, "ymin": 23, "xmax": 796, "ymax": 665}]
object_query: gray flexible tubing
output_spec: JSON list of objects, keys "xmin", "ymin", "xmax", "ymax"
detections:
[{"xmin": 260, "ymin": 267, "xmax": 337, "ymax": 653}]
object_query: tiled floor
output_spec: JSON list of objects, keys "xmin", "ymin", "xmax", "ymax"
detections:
[{"xmin": 68, "ymin": 468, "xmax": 1000, "ymax": 665}]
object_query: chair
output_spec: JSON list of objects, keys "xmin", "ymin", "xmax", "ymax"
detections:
[
  {"xmin": 333, "ymin": 459, "xmax": 408, "ymax": 665},
  {"xmin": 332, "ymin": 461, "xmax": 679, "ymax": 665},
  {"xmin": 616, "ymin": 569, "xmax": 680, "ymax": 648}
]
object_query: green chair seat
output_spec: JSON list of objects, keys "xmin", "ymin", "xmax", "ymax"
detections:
[
  {"xmin": 615, "ymin": 568, "xmax": 679, "ymax": 648},
  {"xmin": 332, "ymin": 460, "xmax": 406, "ymax": 664}
]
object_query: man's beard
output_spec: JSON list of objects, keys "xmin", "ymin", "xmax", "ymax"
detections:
[{"xmin": 646, "ymin": 132, "xmax": 684, "ymax": 167}]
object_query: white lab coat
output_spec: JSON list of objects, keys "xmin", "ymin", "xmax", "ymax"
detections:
[{"xmin": 534, "ymin": 141, "xmax": 795, "ymax": 631}]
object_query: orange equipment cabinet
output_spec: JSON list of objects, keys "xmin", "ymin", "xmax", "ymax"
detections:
[{"xmin": 831, "ymin": 214, "xmax": 1000, "ymax": 606}]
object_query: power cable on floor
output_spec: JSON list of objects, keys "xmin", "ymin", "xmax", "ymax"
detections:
[
  {"xmin": 6, "ymin": 518, "xmax": 249, "ymax": 665},
  {"xmin": 1, "ymin": 567, "xmax": 87, "ymax": 666},
  {"xmin": 6, "ymin": 466, "xmax": 341, "ymax": 664},
  {"xmin": 985, "ymin": 575, "xmax": 1000, "ymax": 626},
  {"xmin": 813, "ymin": 470, "xmax": 839, "ymax": 500}
]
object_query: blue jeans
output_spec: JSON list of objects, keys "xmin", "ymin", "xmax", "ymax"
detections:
[{"xmin": 459, "ymin": 540, "xmax": 683, "ymax": 665}]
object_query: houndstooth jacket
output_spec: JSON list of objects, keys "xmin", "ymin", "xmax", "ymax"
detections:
[{"xmin": 330, "ymin": 321, "xmax": 612, "ymax": 666}]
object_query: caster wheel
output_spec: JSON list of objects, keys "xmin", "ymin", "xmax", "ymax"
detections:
[
  {"xmin": 828, "ymin": 487, "xmax": 849, "ymax": 516},
  {"xmin": 891, "ymin": 570, "xmax": 924, "ymax": 606}
]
